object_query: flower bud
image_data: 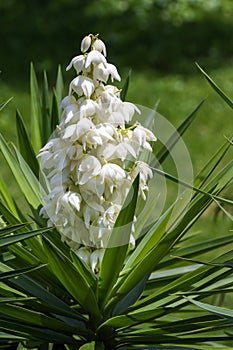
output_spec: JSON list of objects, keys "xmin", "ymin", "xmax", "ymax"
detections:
[
  {"xmin": 81, "ymin": 35, "xmax": 91, "ymax": 53},
  {"xmin": 93, "ymin": 39, "xmax": 107, "ymax": 57}
]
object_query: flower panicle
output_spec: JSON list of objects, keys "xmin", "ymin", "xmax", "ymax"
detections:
[{"xmin": 38, "ymin": 34, "xmax": 156, "ymax": 273}]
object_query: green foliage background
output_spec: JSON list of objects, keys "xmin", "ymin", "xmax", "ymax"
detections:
[{"xmin": 1, "ymin": 0, "xmax": 233, "ymax": 83}]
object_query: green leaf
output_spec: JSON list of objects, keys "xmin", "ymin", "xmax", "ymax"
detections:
[
  {"xmin": 155, "ymin": 99, "xmax": 205, "ymax": 166},
  {"xmin": 55, "ymin": 64, "xmax": 64, "ymax": 106},
  {"xmin": 124, "ymin": 205, "xmax": 173, "ymax": 270},
  {"xmin": 0, "ymin": 134, "xmax": 42, "ymax": 207},
  {"xmin": 42, "ymin": 237, "xmax": 102, "ymax": 323},
  {"xmin": 98, "ymin": 175, "xmax": 139, "ymax": 308},
  {"xmin": 0, "ymin": 200, "xmax": 20, "ymax": 225},
  {"xmin": 0, "ymin": 227, "xmax": 50, "ymax": 248},
  {"xmin": 121, "ymin": 69, "xmax": 131, "ymax": 101},
  {"xmin": 0, "ymin": 303, "xmax": 78, "ymax": 333},
  {"xmin": 0, "ymin": 175, "xmax": 19, "ymax": 218},
  {"xmin": 0, "ymin": 98, "xmax": 13, "ymax": 112},
  {"xmin": 16, "ymin": 109, "xmax": 39, "ymax": 177},
  {"xmin": 70, "ymin": 250, "xmax": 97, "ymax": 290},
  {"xmin": 194, "ymin": 136, "xmax": 232, "ymax": 188},
  {"xmin": 51, "ymin": 91, "xmax": 60, "ymax": 132},
  {"xmin": 186, "ymin": 297, "xmax": 233, "ymax": 322},
  {"xmin": 0, "ymin": 223, "xmax": 28, "ymax": 236},
  {"xmin": 8, "ymin": 272, "xmax": 85, "ymax": 320},
  {"xmin": 0, "ymin": 265, "xmax": 45, "ymax": 281},
  {"xmin": 41, "ymin": 70, "xmax": 51, "ymax": 145},
  {"xmin": 109, "ymin": 192, "xmax": 213, "ymax": 306},
  {"xmin": 196, "ymin": 63, "xmax": 233, "ymax": 109},
  {"xmin": 79, "ymin": 343, "xmax": 95, "ymax": 350},
  {"xmin": 0, "ymin": 319, "xmax": 77, "ymax": 343},
  {"xmin": 30, "ymin": 63, "xmax": 42, "ymax": 153}
]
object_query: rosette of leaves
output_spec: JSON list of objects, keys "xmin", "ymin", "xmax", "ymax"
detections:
[{"xmin": 0, "ymin": 43, "xmax": 233, "ymax": 349}]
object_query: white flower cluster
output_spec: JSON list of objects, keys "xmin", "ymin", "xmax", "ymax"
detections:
[{"xmin": 38, "ymin": 34, "xmax": 156, "ymax": 272}]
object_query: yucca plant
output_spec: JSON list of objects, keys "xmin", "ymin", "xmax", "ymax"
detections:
[{"xmin": 0, "ymin": 34, "xmax": 233, "ymax": 350}]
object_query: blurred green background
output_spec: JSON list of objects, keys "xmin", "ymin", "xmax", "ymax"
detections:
[
  {"xmin": 1, "ymin": 0, "xmax": 233, "ymax": 82},
  {"xmin": 0, "ymin": 0, "xmax": 232, "ymax": 238}
]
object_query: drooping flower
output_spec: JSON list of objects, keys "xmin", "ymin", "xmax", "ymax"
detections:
[{"xmin": 38, "ymin": 33, "xmax": 156, "ymax": 272}]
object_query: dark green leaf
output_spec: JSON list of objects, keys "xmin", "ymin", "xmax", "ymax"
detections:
[
  {"xmin": 0, "ymin": 227, "xmax": 50, "ymax": 248},
  {"xmin": 0, "ymin": 98, "xmax": 13, "ymax": 112},
  {"xmin": 154, "ymin": 99, "xmax": 205, "ymax": 166},
  {"xmin": 42, "ymin": 237, "xmax": 102, "ymax": 323},
  {"xmin": 0, "ymin": 265, "xmax": 46, "ymax": 281},
  {"xmin": 30, "ymin": 63, "xmax": 42, "ymax": 153},
  {"xmin": 98, "ymin": 175, "xmax": 139, "ymax": 308},
  {"xmin": 41, "ymin": 70, "xmax": 51, "ymax": 145},
  {"xmin": 196, "ymin": 63, "xmax": 233, "ymax": 109},
  {"xmin": 16, "ymin": 110, "xmax": 39, "ymax": 177},
  {"xmin": 121, "ymin": 69, "xmax": 131, "ymax": 101}
]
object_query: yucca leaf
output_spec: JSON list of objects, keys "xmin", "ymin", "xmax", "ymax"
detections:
[
  {"xmin": 196, "ymin": 63, "xmax": 233, "ymax": 109},
  {"xmin": 0, "ymin": 227, "xmax": 50, "ymax": 248},
  {"xmin": 30, "ymin": 63, "xmax": 42, "ymax": 153},
  {"xmin": 186, "ymin": 297, "xmax": 233, "ymax": 322},
  {"xmin": 121, "ymin": 69, "xmax": 131, "ymax": 101},
  {"xmin": 41, "ymin": 70, "xmax": 51, "ymax": 145},
  {"xmin": 42, "ymin": 237, "xmax": 102, "ymax": 323},
  {"xmin": 0, "ymin": 303, "xmax": 83, "ymax": 335},
  {"xmin": 70, "ymin": 250, "xmax": 97, "ymax": 290},
  {"xmin": 0, "ymin": 134, "xmax": 42, "ymax": 208},
  {"xmin": 0, "ymin": 98, "xmax": 13, "ymax": 112},
  {"xmin": 154, "ymin": 99, "xmax": 205, "ymax": 166},
  {"xmin": 131, "ymin": 250, "xmax": 233, "ymax": 312},
  {"xmin": 194, "ymin": 136, "xmax": 232, "ymax": 188},
  {"xmin": 0, "ymin": 297, "xmax": 36, "ymax": 303},
  {"xmin": 16, "ymin": 110, "xmax": 39, "ymax": 177},
  {"xmin": 51, "ymin": 91, "xmax": 60, "ymax": 132},
  {"xmin": 0, "ymin": 177, "xmax": 18, "ymax": 217},
  {"xmin": 7, "ymin": 272, "xmax": 86, "ymax": 321},
  {"xmin": 55, "ymin": 64, "xmax": 64, "ymax": 106},
  {"xmin": 0, "ymin": 200, "xmax": 20, "ymax": 225},
  {"xmin": 0, "ymin": 319, "xmax": 77, "ymax": 343},
  {"xmin": 98, "ymin": 175, "xmax": 139, "ymax": 308},
  {"xmin": 124, "ymin": 205, "xmax": 173, "ymax": 270},
  {"xmin": 112, "ymin": 273, "xmax": 149, "ymax": 315},
  {"xmin": 108, "ymin": 192, "xmax": 213, "ymax": 307},
  {"xmin": 161, "ymin": 234, "xmax": 233, "ymax": 268},
  {"xmin": 0, "ymin": 223, "xmax": 28, "ymax": 236},
  {"xmin": 0, "ymin": 265, "xmax": 45, "ymax": 281},
  {"xmin": 79, "ymin": 343, "xmax": 95, "ymax": 350}
]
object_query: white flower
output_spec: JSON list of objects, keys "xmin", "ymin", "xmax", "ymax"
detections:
[
  {"xmin": 118, "ymin": 101, "xmax": 140, "ymax": 123},
  {"xmin": 106, "ymin": 63, "xmax": 121, "ymax": 82},
  {"xmin": 77, "ymin": 155, "xmax": 101, "ymax": 185},
  {"xmin": 81, "ymin": 35, "xmax": 92, "ymax": 53},
  {"xmin": 79, "ymin": 99, "xmax": 99, "ymax": 119},
  {"xmin": 93, "ymin": 62, "xmax": 121, "ymax": 84},
  {"xmin": 93, "ymin": 63, "xmax": 110, "ymax": 83},
  {"xmin": 100, "ymin": 163, "xmax": 126, "ymax": 193},
  {"xmin": 75, "ymin": 247, "xmax": 91, "ymax": 265},
  {"xmin": 131, "ymin": 161, "xmax": 153, "ymax": 200},
  {"xmin": 89, "ymin": 249, "xmax": 105, "ymax": 272},
  {"xmin": 56, "ymin": 191, "xmax": 82, "ymax": 214},
  {"xmin": 93, "ymin": 39, "xmax": 107, "ymax": 56},
  {"xmin": 60, "ymin": 96, "xmax": 79, "ymax": 124},
  {"xmin": 132, "ymin": 124, "xmax": 157, "ymax": 152},
  {"xmin": 63, "ymin": 118, "xmax": 94, "ymax": 141},
  {"xmin": 66, "ymin": 55, "xmax": 85, "ymax": 74},
  {"xmin": 69, "ymin": 76, "xmax": 94, "ymax": 98},
  {"xmin": 85, "ymin": 50, "xmax": 107, "ymax": 69},
  {"xmin": 103, "ymin": 141, "xmax": 137, "ymax": 162}
]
